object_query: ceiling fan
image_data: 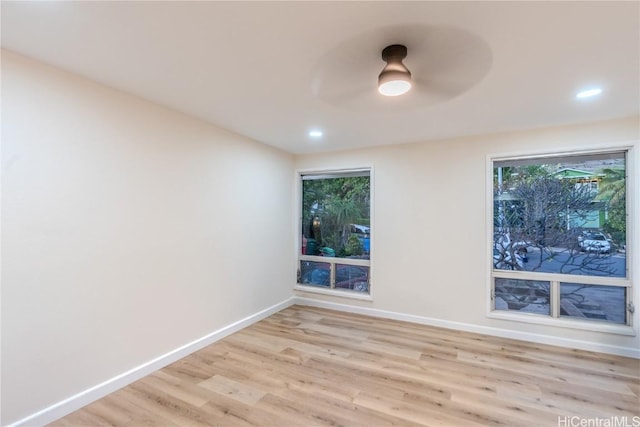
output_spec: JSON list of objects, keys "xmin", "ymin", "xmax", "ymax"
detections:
[{"xmin": 311, "ymin": 24, "xmax": 493, "ymax": 112}]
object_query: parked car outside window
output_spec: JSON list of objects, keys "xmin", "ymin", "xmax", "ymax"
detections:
[{"xmin": 579, "ymin": 232, "xmax": 611, "ymax": 254}]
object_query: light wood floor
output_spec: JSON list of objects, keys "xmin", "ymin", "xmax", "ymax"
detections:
[{"xmin": 51, "ymin": 305, "xmax": 639, "ymax": 427}]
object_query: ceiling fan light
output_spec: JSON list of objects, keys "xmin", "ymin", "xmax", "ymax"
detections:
[
  {"xmin": 378, "ymin": 44, "xmax": 412, "ymax": 97},
  {"xmin": 378, "ymin": 71, "xmax": 412, "ymax": 96}
]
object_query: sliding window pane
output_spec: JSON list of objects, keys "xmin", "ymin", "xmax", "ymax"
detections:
[
  {"xmin": 335, "ymin": 264, "xmax": 369, "ymax": 292},
  {"xmin": 494, "ymin": 278, "xmax": 550, "ymax": 315},
  {"xmin": 298, "ymin": 261, "xmax": 331, "ymax": 287},
  {"xmin": 560, "ymin": 283, "xmax": 626, "ymax": 324}
]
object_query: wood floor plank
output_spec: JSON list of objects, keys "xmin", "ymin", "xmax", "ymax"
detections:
[
  {"xmin": 198, "ymin": 375, "xmax": 266, "ymax": 406},
  {"xmin": 50, "ymin": 305, "xmax": 640, "ymax": 426}
]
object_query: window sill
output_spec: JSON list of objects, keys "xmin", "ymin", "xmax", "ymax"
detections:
[
  {"xmin": 487, "ymin": 310, "xmax": 636, "ymax": 336},
  {"xmin": 294, "ymin": 284, "xmax": 374, "ymax": 301}
]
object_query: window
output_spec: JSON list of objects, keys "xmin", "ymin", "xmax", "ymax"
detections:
[
  {"xmin": 490, "ymin": 149, "xmax": 633, "ymax": 331},
  {"xmin": 297, "ymin": 170, "xmax": 371, "ymax": 295}
]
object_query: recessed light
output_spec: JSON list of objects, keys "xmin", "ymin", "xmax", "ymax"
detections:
[
  {"xmin": 308, "ymin": 130, "xmax": 323, "ymax": 138},
  {"xmin": 576, "ymin": 88, "xmax": 602, "ymax": 99}
]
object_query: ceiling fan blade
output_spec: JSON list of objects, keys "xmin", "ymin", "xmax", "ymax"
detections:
[
  {"xmin": 411, "ymin": 76, "xmax": 467, "ymax": 99},
  {"xmin": 318, "ymin": 83, "xmax": 374, "ymax": 105}
]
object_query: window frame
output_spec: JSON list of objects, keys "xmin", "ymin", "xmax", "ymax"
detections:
[
  {"xmin": 486, "ymin": 145, "xmax": 636, "ymax": 335},
  {"xmin": 294, "ymin": 166, "xmax": 374, "ymax": 301}
]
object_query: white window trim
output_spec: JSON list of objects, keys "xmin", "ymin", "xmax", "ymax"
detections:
[
  {"xmin": 485, "ymin": 143, "xmax": 638, "ymax": 335},
  {"xmin": 294, "ymin": 284, "xmax": 375, "ymax": 301},
  {"xmin": 295, "ymin": 166, "xmax": 374, "ymax": 300}
]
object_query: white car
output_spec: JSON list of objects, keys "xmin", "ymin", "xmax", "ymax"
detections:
[{"xmin": 579, "ymin": 232, "xmax": 611, "ymax": 254}]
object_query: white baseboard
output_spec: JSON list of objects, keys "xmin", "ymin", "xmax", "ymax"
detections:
[
  {"xmin": 8, "ymin": 297, "xmax": 296, "ymax": 427},
  {"xmin": 293, "ymin": 296, "xmax": 640, "ymax": 359}
]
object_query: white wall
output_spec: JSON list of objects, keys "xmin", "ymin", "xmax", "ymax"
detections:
[
  {"xmin": 294, "ymin": 117, "xmax": 640, "ymax": 356},
  {"xmin": 1, "ymin": 51, "xmax": 294, "ymax": 425}
]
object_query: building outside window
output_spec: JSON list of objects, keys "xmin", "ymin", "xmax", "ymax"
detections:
[
  {"xmin": 490, "ymin": 149, "xmax": 633, "ymax": 330},
  {"xmin": 297, "ymin": 170, "xmax": 371, "ymax": 295}
]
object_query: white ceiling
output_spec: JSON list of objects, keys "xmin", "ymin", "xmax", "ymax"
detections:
[{"xmin": 2, "ymin": 1, "xmax": 639, "ymax": 154}]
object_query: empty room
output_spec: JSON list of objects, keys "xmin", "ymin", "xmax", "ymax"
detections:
[{"xmin": 1, "ymin": 2, "xmax": 639, "ymax": 426}]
